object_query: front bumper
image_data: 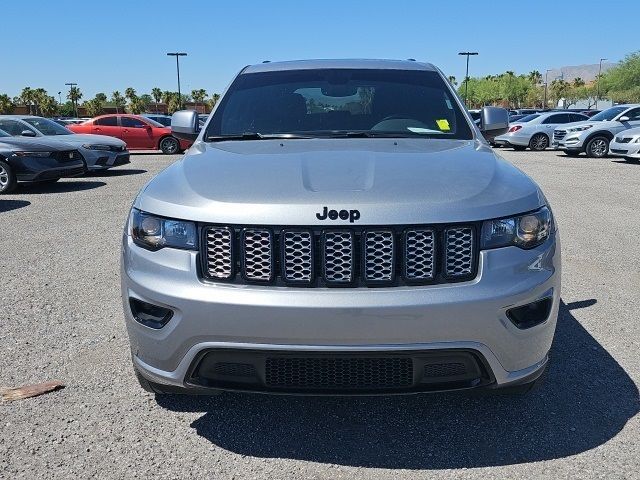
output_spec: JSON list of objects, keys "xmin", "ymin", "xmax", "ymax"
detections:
[
  {"xmin": 609, "ymin": 141, "xmax": 640, "ymax": 158},
  {"xmin": 122, "ymin": 232, "xmax": 560, "ymax": 394},
  {"xmin": 552, "ymin": 133, "xmax": 585, "ymax": 150},
  {"xmin": 80, "ymin": 147, "xmax": 130, "ymax": 170},
  {"xmin": 12, "ymin": 155, "xmax": 85, "ymax": 181}
]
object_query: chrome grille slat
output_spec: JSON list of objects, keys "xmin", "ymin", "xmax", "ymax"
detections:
[
  {"xmin": 404, "ymin": 229, "xmax": 435, "ymax": 280},
  {"xmin": 553, "ymin": 130, "xmax": 567, "ymax": 141},
  {"xmin": 282, "ymin": 230, "xmax": 313, "ymax": 282},
  {"xmin": 323, "ymin": 231, "xmax": 354, "ymax": 283},
  {"xmin": 364, "ymin": 230, "xmax": 395, "ymax": 282},
  {"xmin": 445, "ymin": 227, "xmax": 474, "ymax": 277},
  {"xmin": 203, "ymin": 227, "xmax": 233, "ymax": 279},
  {"xmin": 242, "ymin": 229, "xmax": 273, "ymax": 281}
]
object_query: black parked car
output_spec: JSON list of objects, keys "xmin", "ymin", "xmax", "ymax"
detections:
[{"xmin": 0, "ymin": 128, "xmax": 85, "ymax": 193}]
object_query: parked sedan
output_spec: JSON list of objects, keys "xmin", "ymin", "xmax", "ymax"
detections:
[
  {"xmin": 69, "ymin": 114, "xmax": 192, "ymax": 154},
  {"xmin": 0, "ymin": 116, "xmax": 129, "ymax": 171},
  {"xmin": 495, "ymin": 111, "xmax": 589, "ymax": 151},
  {"xmin": 609, "ymin": 127, "xmax": 640, "ymax": 162},
  {"xmin": 0, "ymin": 128, "xmax": 85, "ymax": 193}
]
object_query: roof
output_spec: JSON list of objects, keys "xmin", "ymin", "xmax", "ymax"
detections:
[{"xmin": 243, "ymin": 59, "xmax": 437, "ymax": 74}]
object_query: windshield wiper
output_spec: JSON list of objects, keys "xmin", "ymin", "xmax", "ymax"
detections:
[
  {"xmin": 207, "ymin": 132, "xmax": 313, "ymax": 142},
  {"xmin": 319, "ymin": 131, "xmax": 422, "ymax": 139}
]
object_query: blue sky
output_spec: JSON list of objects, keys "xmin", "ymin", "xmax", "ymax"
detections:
[{"xmin": 3, "ymin": 0, "xmax": 639, "ymax": 99}]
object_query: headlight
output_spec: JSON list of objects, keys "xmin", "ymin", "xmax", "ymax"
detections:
[
  {"xmin": 567, "ymin": 125, "xmax": 592, "ymax": 132},
  {"xmin": 11, "ymin": 151, "xmax": 51, "ymax": 157},
  {"xmin": 481, "ymin": 207, "xmax": 552, "ymax": 250},
  {"xmin": 82, "ymin": 144, "xmax": 112, "ymax": 150},
  {"xmin": 130, "ymin": 209, "xmax": 197, "ymax": 251}
]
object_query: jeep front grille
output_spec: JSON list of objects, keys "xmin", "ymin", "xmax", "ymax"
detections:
[{"xmin": 201, "ymin": 224, "xmax": 477, "ymax": 287}]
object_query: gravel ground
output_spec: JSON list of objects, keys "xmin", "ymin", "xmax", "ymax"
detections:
[{"xmin": 1, "ymin": 149, "xmax": 638, "ymax": 479}]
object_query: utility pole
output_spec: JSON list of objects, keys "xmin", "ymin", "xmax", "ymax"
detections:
[
  {"xmin": 458, "ymin": 52, "xmax": 478, "ymax": 107},
  {"xmin": 65, "ymin": 82, "xmax": 78, "ymax": 117},
  {"xmin": 166, "ymin": 52, "xmax": 188, "ymax": 110},
  {"xmin": 544, "ymin": 69, "xmax": 552, "ymax": 108},
  {"xmin": 596, "ymin": 58, "xmax": 607, "ymax": 109}
]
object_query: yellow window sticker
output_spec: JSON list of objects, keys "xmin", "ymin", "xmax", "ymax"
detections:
[{"xmin": 436, "ymin": 119, "xmax": 450, "ymax": 131}]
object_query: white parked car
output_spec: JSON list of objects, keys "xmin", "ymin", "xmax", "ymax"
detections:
[
  {"xmin": 609, "ymin": 127, "xmax": 640, "ymax": 162},
  {"xmin": 495, "ymin": 111, "xmax": 588, "ymax": 151}
]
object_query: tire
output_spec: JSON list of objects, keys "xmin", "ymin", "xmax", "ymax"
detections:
[
  {"xmin": 159, "ymin": 136, "xmax": 180, "ymax": 155},
  {"xmin": 0, "ymin": 160, "xmax": 17, "ymax": 194},
  {"xmin": 134, "ymin": 368, "xmax": 221, "ymax": 396},
  {"xmin": 585, "ymin": 136, "xmax": 610, "ymax": 158},
  {"xmin": 529, "ymin": 133, "xmax": 549, "ymax": 151},
  {"xmin": 512, "ymin": 145, "xmax": 527, "ymax": 151}
]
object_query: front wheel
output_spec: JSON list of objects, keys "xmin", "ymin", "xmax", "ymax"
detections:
[
  {"xmin": 529, "ymin": 133, "xmax": 549, "ymax": 151},
  {"xmin": 159, "ymin": 136, "xmax": 180, "ymax": 155},
  {"xmin": 585, "ymin": 136, "xmax": 610, "ymax": 158},
  {"xmin": 0, "ymin": 160, "xmax": 17, "ymax": 194}
]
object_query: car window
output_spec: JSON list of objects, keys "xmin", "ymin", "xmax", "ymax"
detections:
[
  {"xmin": 0, "ymin": 119, "xmax": 36, "ymax": 136},
  {"xmin": 542, "ymin": 113, "xmax": 570, "ymax": 124},
  {"xmin": 95, "ymin": 116, "xmax": 118, "ymax": 126},
  {"xmin": 22, "ymin": 117, "xmax": 72, "ymax": 135},
  {"xmin": 622, "ymin": 108, "xmax": 640, "ymax": 121},
  {"xmin": 121, "ymin": 117, "xmax": 147, "ymax": 128},
  {"xmin": 207, "ymin": 68, "xmax": 473, "ymax": 140},
  {"xmin": 570, "ymin": 113, "xmax": 588, "ymax": 122},
  {"xmin": 517, "ymin": 114, "xmax": 540, "ymax": 123},
  {"xmin": 0, "ymin": 128, "xmax": 10, "ymax": 137},
  {"xmin": 590, "ymin": 106, "xmax": 627, "ymax": 121}
]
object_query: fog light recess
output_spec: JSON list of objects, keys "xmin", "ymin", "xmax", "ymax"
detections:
[
  {"xmin": 506, "ymin": 297, "xmax": 553, "ymax": 329},
  {"xmin": 129, "ymin": 298, "xmax": 173, "ymax": 329}
]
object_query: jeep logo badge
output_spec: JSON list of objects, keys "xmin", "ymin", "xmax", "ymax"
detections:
[{"xmin": 316, "ymin": 206, "xmax": 360, "ymax": 223}]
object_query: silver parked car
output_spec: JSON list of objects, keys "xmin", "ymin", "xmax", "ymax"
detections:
[
  {"xmin": 495, "ymin": 111, "xmax": 588, "ymax": 151},
  {"xmin": 552, "ymin": 104, "xmax": 640, "ymax": 157},
  {"xmin": 0, "ymin": 116, "xmax": 130, "ymax": 171},
  {"xmin": 122, "ymin": 59, "xmax": 559, "ymax": 396},
  {"xmin": 609, "ymin": 126, "xmax": 640, "ymax": 162}
]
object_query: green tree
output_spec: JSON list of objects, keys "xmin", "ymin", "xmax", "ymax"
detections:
[
  {"xmin": 447, "ymin": 76, "xmax": 457, "ymax": 87},
  {"xmin": 549, "ymin": 79, "xmax": 570, "ymax": 107},
  {"xmin": 209, "ymin": 93, "xmax": 220, "ymax": 110},
  {"xmin": 67, "ymin": 86, "xmax": 82, "ymax": 116},
  {"xmin": 191, "ymin": 88, "xmax": 207, "ymax": 112},
  {"xmin": 600, "ymin": 51, "xmax": 640, "ymax": 103},
  {"xmin": 111, "ymin": 91, "xmax": 125, "ymax": 113},
  {"xmin": 528, "ymin": 70, "xmax": 542, "ymax": 85},
  {"xmin": 33, "ymin": 88, "xmax": 48, "ymax": 115},
  {"xmin": 20, "ymin": 87, "xmax": 35, "ymax": 114},
  {"xmin": 151, "ymin": 87, "xmax": 163, "ymax": 113},
  {"xmin": 39, "ymin": 95, "xmax": 59, "ymax": 117},
  {"xmin": 0, "ymin": 94, "xmax": 15, "ymax": 114}
]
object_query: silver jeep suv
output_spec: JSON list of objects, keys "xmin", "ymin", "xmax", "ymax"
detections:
[{"xmin": 122, "ymin": 59, "xmax": 560, "ymax": 396}]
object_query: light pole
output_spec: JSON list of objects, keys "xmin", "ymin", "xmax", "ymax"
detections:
[
  {"xmin": 458, "ymin": 51, "xmax": 478, "ymax": 107},
  {"xmin": 57, "ymin": 91, "xmax": 62, "ymax": 105},
  {"xmin": 167, "ymin": 52, "xmax": 187, "ymax": 110},
  {"xmin": 65, "ymin": 82, "xmax": 78, "ymax": 117},
  {"xmin": 544, "ymin": 69, "xmax": 552, "ymax": 108},
  {"xmin": 596, "ymin": 58, "xmax": 607, "ymax": 109}
]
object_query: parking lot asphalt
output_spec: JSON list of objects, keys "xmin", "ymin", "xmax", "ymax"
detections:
[{"xmin": 1, "ymin": 149, "xmax": 638, "ymax": 479}]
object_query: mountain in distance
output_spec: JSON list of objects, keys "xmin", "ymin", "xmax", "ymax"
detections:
[{"xmin": 543, "ymin": 62, "xmax": 616, "ymax": 83}]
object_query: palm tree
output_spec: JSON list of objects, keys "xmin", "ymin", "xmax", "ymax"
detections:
[
  {"xmin": 151, "ymin": 87, "xmax": 162, "ymax": 113},
  {"xmin": 33, "ymin": 88, "xmax": 48, "ymax": 115},
  {"xmin": 528, "ymin": 70, "xmax": 542, "ymax": 85},
  {"xmin": 67, "ymin": 86, "xmax": 82, "ymax": 116},
  {"xmin": 124, "ymin": 88, "xmax": 137, "ymax": 101},
  {"xmin": 572, "ymin": 77, "xmax": 585, "ymax": 88},
  {"xmin": 111, "ymin": 91, "xmax": 125, "ymax": 114},
  {"xmin": 20, "ymin": 87, "xmax": 35, "ymax": 115},
  {"xmin": 448, "ymin": 76, "xmax": 457, "ymax": 87},
  {"xmin": 191, "ymin": 89, "xmax": 207, "ymax": 112},
  {"xmin": 39, "ymin": 95, "xmax": 58, "ymax": 117},
  {"xmin": 209, "ymin": 93, "xmax": 221, "ymax": 109},
  {"xmin": 0, "ymin": 94, "xmax": 15, "ymax": 114}
]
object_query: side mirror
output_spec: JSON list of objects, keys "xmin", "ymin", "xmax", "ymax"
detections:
[
  {"xmin": 21, "ymin": 130, "xmax": 37, "ymax": 137},
  {"xmin": 618, "ymin": 116, "xmax": 630, "ymax": 122},
  {"xmin": 171, "ymin": 110, "xmax": 200, "ymax": 141},
  {"xmin": 479, "ymin": 106, "xmax": 509, "ymax": 135}
]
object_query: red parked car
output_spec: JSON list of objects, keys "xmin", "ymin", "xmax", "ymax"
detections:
[{"xmin": 68, "ymin": 114, "xmax": 192, "ymax": 154}]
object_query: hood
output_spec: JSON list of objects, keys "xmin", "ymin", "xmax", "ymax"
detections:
[
  {"xmin": 0, "ymin": 136, "xmax": 77, "ymax": 152},
  {"xmin": 54, "ymin": 133, "xmax": 126, "ymax": 146},
  {"xmin": 137, "ymin": 138, "xmax": 545, "ymax": 225},
  {"xmin": 555, "ymin": 119, "xmax": 618, "ymax": 131}
]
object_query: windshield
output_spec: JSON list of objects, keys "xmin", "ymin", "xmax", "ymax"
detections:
[
  {"xmin": 23, "ymin": 117, "xmax": 72, "ymax": 135},
  {"xmin": 589, "ymin": 106, "xmax": 627, "ymax": 122},
  {"xmin": 206, "ymin": 68, "xmax": 473, "ymax": 140},
  {"xmin": 517, "ymin": 114, "xmax": 540, "ymax": 123}
]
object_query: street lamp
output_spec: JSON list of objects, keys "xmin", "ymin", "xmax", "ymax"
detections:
[
  {"xmin": 458, "ymin": 51, "xmax": 478, "ymax": 107},
  {"xmin": 596, "ymin": 58, "xmax": 607, "ymax": 109},
  {"xmin": 57, "ymin": 91, "xmax": 62, "ymax": 105},
  {"xmin": 167, "ymin": 52, "xmax": 188, "ymax": 110},
  {"xmin": 65, "ymin": 82, "xmax": 78, "ymax": 118},
  {"xmin": 544, "ymin": 69, "xmax": 552, "ymax": 108}
]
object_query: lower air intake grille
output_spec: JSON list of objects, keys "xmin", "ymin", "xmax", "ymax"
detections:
[
  {"xmin": 424, "ymin": 362, "xmax": 468, "ymax": 378},
  {"xmin": 265, "ymin": 357, "xmax": 413, "ymax": 390}
]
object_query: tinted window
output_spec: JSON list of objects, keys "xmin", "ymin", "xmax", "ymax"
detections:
[
  {"xmin": 623, "ymin": 108, "xmax": 640, "ymax": 121},
  {"xmin": 517, "ymin": 114, "xmax": 540, "ymax": 123},
  {"xmin": 23, "ymin": 117, "xmax": 72, "ymax": 135},
  {"xmin": 207, "ymin": 68, "xmax": 473, "ymax": 140},
  {"xmin": 121, "ymin": 117, "xmax": 147, "ymax": 128},
  {"xmin": 0, "ymin": 119, "xmax": 36, "ymax": 136},
  {"xmin": 95, "ymin": 116, "xmax": 118, "ymax": 126},
  {"xmin": 590, "ymin": 106, "xmax": 627, "ymax": 121},
  {"xmin": 542, "ymin": 113, "xmax": 571, "ymax": 124},
  {"xmin": 570, "ymin": 113, "xmax": 588, "ymax": 122}
]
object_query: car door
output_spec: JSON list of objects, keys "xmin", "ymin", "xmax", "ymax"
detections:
[
  {"xmin": 0, "ymin": 119, "xmax": 38, "ymax": 137},
  {"xmin": 121, "ymin": 117, "xmax": 154, "ymax": 149},
  {"xmin": 92, "ymin": 116, "xmax": 122, "ymax": 139}
]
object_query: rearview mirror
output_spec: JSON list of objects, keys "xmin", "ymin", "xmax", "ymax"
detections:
[
  {"xmin": 171, "ymin": 110, "xmax": 200, "ymax": 141},
  {"xmin": 619, "ymin": 116, "xmax": 630, "ymax": 122},
  {"xmin": 479, "ymin": 107, "xmax": 509, "ymax": 135},
  {"xmin": 21, "ymin": 130, "xmax": 37, "ymax": 137}
]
